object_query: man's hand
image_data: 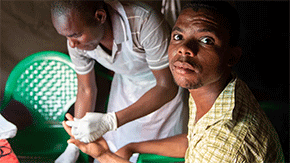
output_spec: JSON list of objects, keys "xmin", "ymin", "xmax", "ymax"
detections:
[
  {"xmin": 68, "ymin": 138, "xmax": 110, "ymax": 159},
  {"xmin": 65, "ymin": 112, "xmax": 118, "ymax": 143},
  {"xmin": 62, "ymin": 113, "xmax": 75, "ymax": 138},
  {"xmin": 63, "ymin": 118, "xmax": 130, "ymax": 162}
]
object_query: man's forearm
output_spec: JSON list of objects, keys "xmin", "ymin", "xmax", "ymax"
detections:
[
  {"xmin": 98, "ymin": 151, "xmax": 131, "ymax": 163},
  {"xmin": 116, "ymin": 83, "xmax": 178, "ymax": 127},
  {"xmin": 74, "ymin": 90, "xmax": 97, "ymax": 118},
  {"xmin": 126, "ymin": 134, "xmax": 188, "ymax": 158},
  {"xmin": 75, "ymin": 70, "xmax": 98, "ymax": 119}
]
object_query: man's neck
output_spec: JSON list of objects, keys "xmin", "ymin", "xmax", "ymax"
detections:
[
  {"xmin": 100, "ymin": 7, "xmax": 114, "ymax": 54},
  {"xmin": 100, "ymin": 28, "xmax": 113, "ymax": 53},
  {"xmin": 189, "ymin": 72, "xmax": 232, "ymax": 123}
]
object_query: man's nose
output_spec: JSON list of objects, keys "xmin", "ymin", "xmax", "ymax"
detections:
[
  {"xmin": 68, "ymin": 38, "xmax": 79, "ymax": 48},
  {"xmin": 177, "ymin": 41, "xmax": 197, "ymax": 57}
]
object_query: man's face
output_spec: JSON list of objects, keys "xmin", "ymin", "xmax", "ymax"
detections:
[
  {"xmin": 52, "ymin": 10, "xmax": 104, "ymax": 51},
  {"xmin": 168, "ymin": 8, "xmax": 231, "ymax": 90}
]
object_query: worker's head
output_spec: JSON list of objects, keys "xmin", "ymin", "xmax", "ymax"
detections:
[
  {"xmin": 51, "ymin": 0, "xmax": 107, "ymax": 50},
  {"xmin": 168, "ymin": 1, "xmax": 241, "ymax": 90}
]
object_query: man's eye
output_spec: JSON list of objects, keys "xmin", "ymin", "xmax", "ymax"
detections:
[
  {"xmin": 200, "ymin": 37, "xmax": 215, "ymax": 45},
  {"xmin": 73, "ymin": 34, "xmax": 82, "ymax": 38},
  {"xmin": 173, "ymin": 34, "xmax": 183, "ymax": 41}
]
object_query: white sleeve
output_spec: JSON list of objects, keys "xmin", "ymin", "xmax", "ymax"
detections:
[{"xmin": 140, "ymin": 9, "xmax": 171, "ymax": 70}]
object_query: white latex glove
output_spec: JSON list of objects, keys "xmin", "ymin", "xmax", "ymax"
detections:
[{"xmin": 66, "ymin": 112, "xmax": 117, "ymax": 143}]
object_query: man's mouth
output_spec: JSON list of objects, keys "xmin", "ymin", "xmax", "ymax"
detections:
[
  {"xmin": 80, "ymin": 46, "xmax": 97, "ymax": 51},
  {"xmin": 76, "ymin": 43, "xmax": 98, "ymax": 51},
  {"xmin": 173, "ymin": 61, "xmax": 197, "ymax": 74}
]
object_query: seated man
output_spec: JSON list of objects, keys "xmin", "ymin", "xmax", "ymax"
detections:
[{"xmin": 63, "ymin": 1, "xmax": 284, "ymax": 162}]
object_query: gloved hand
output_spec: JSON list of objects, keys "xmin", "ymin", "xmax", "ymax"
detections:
[{"xmin": 66, "ymin": 112, "xmax": 117, "ymax": 143}]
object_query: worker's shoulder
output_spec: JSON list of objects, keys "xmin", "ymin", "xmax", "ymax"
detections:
[{"xmin": 121, "ymin": 1, "xmax": 158, "ymax": 19}]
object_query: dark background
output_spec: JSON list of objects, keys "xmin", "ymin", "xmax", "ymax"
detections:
[
  {"xmin": 234, "ymin": 1, "xmax": 289, "ymax": 103},
  {"xmin": 233, "ymin": 2, "xmax": 289, "ymax": 160}
]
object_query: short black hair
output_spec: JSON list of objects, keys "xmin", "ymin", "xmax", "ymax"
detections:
[
  {"xmin": 183, "ymin": 1, "xmax": 240, "ymax": 47},
  {"xmin": 51, "ymin": 0, "xmax": 107, "ymax": 26}
]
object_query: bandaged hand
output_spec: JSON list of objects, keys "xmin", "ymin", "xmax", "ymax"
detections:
[{"xmin": 66, "ymin": 112, "xmax": 117, "ymax": 143}]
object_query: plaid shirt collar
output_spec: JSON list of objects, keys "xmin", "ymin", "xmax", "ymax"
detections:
[{"xmin": 189, "ymin": 73, "xmax": 237, "ymax": 133}]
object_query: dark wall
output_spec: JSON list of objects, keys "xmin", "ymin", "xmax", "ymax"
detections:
[
  {"xmin": 233, "ymin": 1, "xmax": 289, "ymax": 103},
  {"xmin": 232, "ymin": 2, "xmax": 289, "ymax": 161}
]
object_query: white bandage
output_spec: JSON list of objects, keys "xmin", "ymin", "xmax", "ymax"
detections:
[
  {"xmin": 66, "ymin": 112, "xmax": 117, "ymax": 143},
  {"xmin": 55, "ymin": 143, "xmax": 79, "ymax": 163},
  {"xmin": 0, "ymin": 114, "xmax": 17, "ymax": 139}
]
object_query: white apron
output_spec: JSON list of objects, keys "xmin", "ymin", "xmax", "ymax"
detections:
[
  {"xmin": 84, "ymin": 2, "xmax": 188, "ymax": 162},
  {"xmin": 88, "ymin": 41, "xmax": 188, "ymax": 162}
]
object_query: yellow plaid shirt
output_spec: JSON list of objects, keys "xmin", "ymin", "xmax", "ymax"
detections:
[{"xmin": 185, "ymin": 75, "xmax": 284, "ymax": 163}]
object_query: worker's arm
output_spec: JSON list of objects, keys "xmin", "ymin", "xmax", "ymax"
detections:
[
  {"xmin": 116, "ymin": 134, "xmax": 188, "ymax": 160},
  {"xmin": 67, "ymin": 67, "xmax": 178, "ymax": 143},
  {"xmin": 116, "ymin": 67, "xmax": 178, "ymax": 127},
  {"xmin": 74, "ymin": 68, "xmax": 97, "ymax": 119}
]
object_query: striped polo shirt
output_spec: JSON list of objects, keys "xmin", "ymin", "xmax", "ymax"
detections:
[{"xmin": 68, "ymin": 1, "xmax": 171, "ymax": 75}]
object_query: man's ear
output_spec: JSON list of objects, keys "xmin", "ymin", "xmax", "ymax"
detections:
[
  {"xmin": 227, "ymin": 46, "xmax": 242, "ymax": 67},
  {"xmin": 95, "ymin": 9, "xmax": 106, "ymax": 24}
]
